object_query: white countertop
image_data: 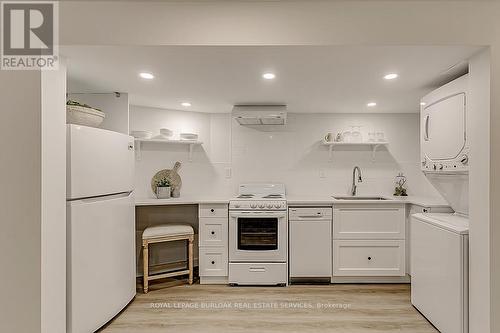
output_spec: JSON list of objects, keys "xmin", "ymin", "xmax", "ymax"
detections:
[
  {"xmin": 135, "ymin": 196, "xmax": 230, "ymax": 206},
  {"xmin": 136, "ymin": 194, "xmax": 449, "ymax": 208}
]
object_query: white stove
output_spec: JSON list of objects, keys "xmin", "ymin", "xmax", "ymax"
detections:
[
  {"xmin": 228, "ymin": 184, "xmax": 288, "ymax": 286},
  {"xmin": 229, "ymin": 184, "xmax": 287, "ymax": 211}
]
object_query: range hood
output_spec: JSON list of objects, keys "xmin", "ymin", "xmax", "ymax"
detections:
[{"xmin": 232, "ymin": 105, "xmax": 287, "ymax": 125}]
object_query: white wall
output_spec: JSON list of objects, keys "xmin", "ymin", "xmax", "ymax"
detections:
[
  {"xmin": 41, "ymin": 63, "xmax": 67, "ymax": 333},
  {"xmin": 0, "ymin": 70, "xmax": 42, "ymax": 333},
  {"xmin": 130, "ymin": 105, "xmax": 233, "ymax": 198},
  {"xmin": 468, "ymin": 49, "xmax": 491, "ymax": 330},
  {"xmin": 67, "ymin": 93, "xmax": 129, "ymax": 134},
  {"xmin": 131, "ymin": 105, "xmax": 441, "ymax": 200}
]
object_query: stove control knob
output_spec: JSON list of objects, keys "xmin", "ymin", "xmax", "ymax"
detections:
[
  {"xmin": 274, "ymin": 203, "xmax": 281, "ymax": 208},
  {"xmin": 258, "ymin": 204, "xmax": 265, "ymax": 208},
  {"xmin": 460, "ymin": 154, "xmax": 469, "ymax": 165},
  {"xmin": 250, "ymin": 203, "xmax": 257, "ymax": 208},
  {"xmin": 439, "ymin": 164, "xmax": 444, "ymax": 170},
  {"xmin": 267, "ymin": 203, "xmax": 273, "ymax": 208}
]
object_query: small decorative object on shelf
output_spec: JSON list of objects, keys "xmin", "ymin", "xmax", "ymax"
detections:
[
  {"xmin": 155, "ymin": 177, "xmax": 171, "ymax": 199},
  {"xmin": 394, "ymin": 172, "xmax": 408, "ymax": 196},
  {"xmin": 151, "ymin": 161, "xmax": 182, "ymax": 198}
]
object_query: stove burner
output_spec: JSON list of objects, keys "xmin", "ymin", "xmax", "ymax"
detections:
[
  {"xmin": 263, "ymin": 194, "xmax": 283, "ymax": 199},
  {"xmin": 237, "ymin": 194, "xmax": 255, "ymax": 198}
]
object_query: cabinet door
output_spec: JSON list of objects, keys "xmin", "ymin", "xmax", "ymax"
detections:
[
  {"xmin": 289, "ymin": 220, "xmax": 332, "ymax": 277},
  {"xmin": 199, "ymin": 247, "xmax": 228, "ymax": 276},
  {"xmin": 333, "ymin": 240, "xmax": 405, "ymax": 276},
  {"xmin": 333, "ymin": 205, "xmax": 405, "ymax": 239},
  {"xmin": 199, "ymin": 218, "xmax": 228, "ymax": 247}
]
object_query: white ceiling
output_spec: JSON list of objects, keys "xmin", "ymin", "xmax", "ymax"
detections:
[{"xmin": 63, "ymin": 45, "xmax": 480, "ymax": 114}]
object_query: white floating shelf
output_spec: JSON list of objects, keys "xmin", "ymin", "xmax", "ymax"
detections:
[
  {"xmin": 134, "ymin": 139, "xmax": 203, "ymax": 162},
  {"xmin": 321, "ymin": 140, "xmax": 389, "ymax": 161}
]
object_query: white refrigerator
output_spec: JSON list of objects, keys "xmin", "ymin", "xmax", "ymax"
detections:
[{"xmin": 66, "ymin": 124, "xmax": 136, "ymax": 333}]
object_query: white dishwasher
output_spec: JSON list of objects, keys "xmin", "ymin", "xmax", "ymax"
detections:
[{"xmin": 289, "ymin": 207, "xmax": 332, "ymax": 278}]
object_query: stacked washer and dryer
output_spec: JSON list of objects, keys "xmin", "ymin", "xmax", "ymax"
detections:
[{"xmin": 411, "ymin": 74, "xmax": 470, "ymax": 333}]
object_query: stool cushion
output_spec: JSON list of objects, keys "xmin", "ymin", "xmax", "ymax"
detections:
[{"xmin": 143, "ymin": 224, "xmax": 194, "ymax": 239}]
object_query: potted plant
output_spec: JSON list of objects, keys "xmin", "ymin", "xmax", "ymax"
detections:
[{"xmin": 155, "ymin": 177, "xmax": 171, "ymax": 199}]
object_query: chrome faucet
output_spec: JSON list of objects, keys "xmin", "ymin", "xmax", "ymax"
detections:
[{"xmin": 351, "ymin": 166, "xmax": 363, "ymax": 196}]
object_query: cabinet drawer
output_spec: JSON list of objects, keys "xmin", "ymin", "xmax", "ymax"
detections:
[
  {"xmin": 229, "ymin": 262, "xmax": 287, "ymax": 285},
  {"xmin": 333, "ymin": 205, "xmax": 405, "ymax": 239},
  {"xmin": 333, "ymin": 240, "xmax": 405, "ymax": 276},
  {"xmin": 199, "ymin": 204, "xmax": 228, "ymax": 218},
  {"xmin": 199, "ymin": 247, "xmax": 228, "ymax": 276},
  {"xmin": 199, "ymin": 218, "xmax": 228, "ymax": 247}
]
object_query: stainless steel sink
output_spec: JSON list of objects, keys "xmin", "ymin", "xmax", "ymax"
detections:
[{"xmin": 332, "ymin": 196, "xmax": 388, "ymax": 200}]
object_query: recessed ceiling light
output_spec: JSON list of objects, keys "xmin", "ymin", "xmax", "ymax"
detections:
[
  {"xmin": 420, "ymin": 102, "xmax": 426, "ymax": 106},
  {"xmin": 262, "ymin": 72, "xmax": 276, "ymax": 80},
  {"xmin": 384, "ymin": 73, "xmax": 399, "ymax": 80},
  {"xmin": 367, "ymin": 102, "xmax": 377, "ymax": 107},
  {"xmin": 181, "ymin": 102, "xmax": 191, "ymax": 107},
  {"xmin": 139, "ymin": 72, "xmax": 154, "ymax": 79}
]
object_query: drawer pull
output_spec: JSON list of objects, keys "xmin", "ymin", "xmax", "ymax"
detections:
[
  {"xmin": 211, "ymin": 231, "xmax": 215, "ymax": 235},
  {"xmin": 211, "ymin": 209, "xmax": 215, "ymax": 212},
  {"xmin": 211, "ymin": 261, "xmax": 215, "ymax": 265},
  {"xmin": 368, "ymin": 257, "xmax": 372, "ymax": 260},
  {"xmin": 249, "ymin": 267, "xmax": 266, "ymax": 272}
]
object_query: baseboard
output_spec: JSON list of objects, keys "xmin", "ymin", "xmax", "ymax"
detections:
[
  {"xmin": 200, "ymin": 276, "xmax": 229, "ymax": 285},
  {"xmin": 331, "ymin": 275, "xmax": 411, "ymax": 284}
]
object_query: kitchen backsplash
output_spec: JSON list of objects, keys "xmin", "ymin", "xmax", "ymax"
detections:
[{"xmin": 131, "ymin": 105, "xmax": 443, "ymax": 199}]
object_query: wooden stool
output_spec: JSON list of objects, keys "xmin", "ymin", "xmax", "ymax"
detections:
[{"xmin": 142, "ymin": 224, "xmax": 194, "ymax": 293}]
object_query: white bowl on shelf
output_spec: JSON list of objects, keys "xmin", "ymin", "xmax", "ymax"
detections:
[
  {"xmin": 160, "ymin": 128, "xmax": 173, "ymax": 138},
  {"xmin": 180, "ymin": 133, "xmax": 198, "ymax": 141},
  {"xmin": 130, "ymin": 130, "xmax": 153, "ymax": 139},
  {"xmin": 66, "ymin": 105, "xmax": 105, "ymax": 127}
]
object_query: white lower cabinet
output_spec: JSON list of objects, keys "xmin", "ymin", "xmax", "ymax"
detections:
[
  {"xmin": 332, "ymin": 203, "xmax": 406, "ymax": 281},
  {"xmin": 199, "ymin": 247, "xmax": 228, "ymax": 276},
  {"xmin": 198, "ymin": 204, "xmax": 229, "ymax": 284},
  {"xmin": 333, "ymin": 239, "xmax": 405, "ymax": 276}
]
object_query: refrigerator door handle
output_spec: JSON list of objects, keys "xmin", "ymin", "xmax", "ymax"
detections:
[{"xmin": 76, "ymin": 191, "xmax": 133, "ymax": 203}]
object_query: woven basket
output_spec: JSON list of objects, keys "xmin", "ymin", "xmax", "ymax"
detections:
[{"xmin": 67, "ymin": 105, "xmax": 105, "ymax": 127}]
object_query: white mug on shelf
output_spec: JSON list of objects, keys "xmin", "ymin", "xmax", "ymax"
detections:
[{"xmin": 342, "ymin": 129, "xmax": 352, "ymax": 143}]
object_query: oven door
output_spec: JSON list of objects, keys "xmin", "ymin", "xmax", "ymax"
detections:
[{"xmin": 229, "ymin": 211, "xmax": 287, "ymax": 262}]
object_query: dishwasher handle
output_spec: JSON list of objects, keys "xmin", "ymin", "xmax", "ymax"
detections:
[
  {"xmin": 297, "ymin": 215, "xmax": 325, "ymax": 219},
  {"xmin": 290, "ymin": 215, "xmax": 332, "ymax": 221},
  {"xmin": 289, "ymin": 208, "xmax": 332, "ymax": 221}
]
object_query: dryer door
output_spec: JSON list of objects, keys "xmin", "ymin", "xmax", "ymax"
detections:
[{"xmin": 422, "ymin": 93, "xmax": 466, "ymax": 161}]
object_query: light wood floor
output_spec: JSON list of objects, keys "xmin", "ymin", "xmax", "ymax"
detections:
[{"xmin": 100, "ymin": 281, "xmax": 437, "ymax": 333}]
